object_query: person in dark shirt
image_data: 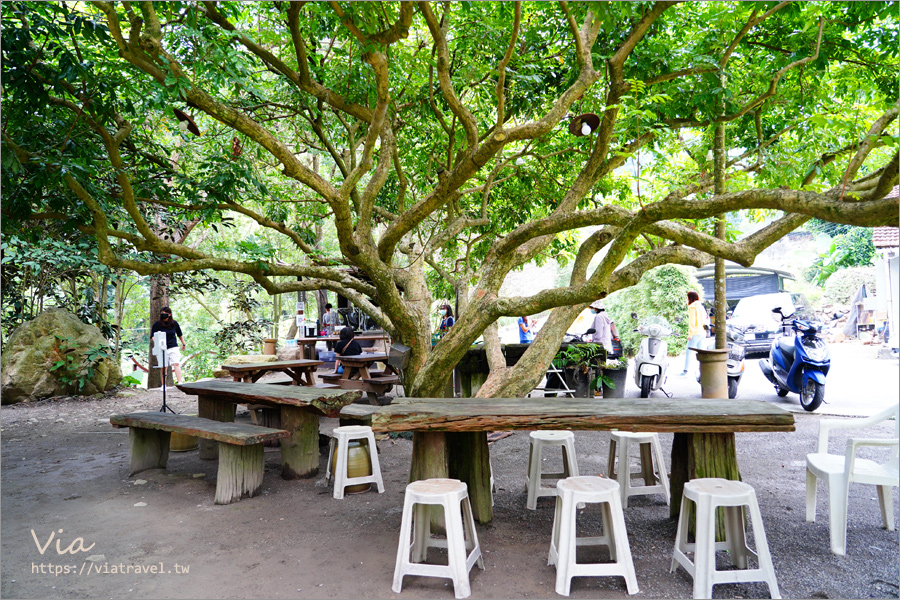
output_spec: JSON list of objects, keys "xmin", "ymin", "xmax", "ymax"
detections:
[
  {"xmin": 150, "ymin": 306, "xmax": 186, "ymax": 384},
  {"xmin": 333, "ymin": 326, "xmax": 362, "ymax": 379}
]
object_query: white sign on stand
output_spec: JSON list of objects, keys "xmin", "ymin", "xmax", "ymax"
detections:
[{"xmin": 152, "ymin": 331, "xmax": 168, "ymax": 367}]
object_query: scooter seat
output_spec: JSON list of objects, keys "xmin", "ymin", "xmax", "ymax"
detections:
[{"xmin": 777, "ymin": 336, "xmax": 795, "ymax": 358}]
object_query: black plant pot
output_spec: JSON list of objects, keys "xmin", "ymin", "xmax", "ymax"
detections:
[
  {"xmin": 601, "ymin": 368, "xmax": 629, "ymax": 398},
  {"xmin": 572, "ymin": 368, "xmax": 592, "ymax": 398}
]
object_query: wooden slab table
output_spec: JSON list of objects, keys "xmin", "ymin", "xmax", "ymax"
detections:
[
  {"xmin": 370, "ymin": 397, "xmax": 795, "ymax": 523},
  {"xmin": 177, "ymin": 380, "xmax": 361, "ymax": 479},
  {"xmin": 221, "ymin": 359, "xmax": 323, "ymax": 386}
]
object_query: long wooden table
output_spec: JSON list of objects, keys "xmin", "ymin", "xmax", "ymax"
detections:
[
  {"xmin": 370, "ymin": 397, "xmax": 795, "ymax": 523},
  {"xmin": 177, "ymin": 380, "xmax": 361, "ymax": 479},
  {"xmin": 220, "ymin": 359, "xmax": 323, "ymax": 386}
]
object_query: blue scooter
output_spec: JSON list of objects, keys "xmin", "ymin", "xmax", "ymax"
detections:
[{"xmin": 759, "ymin": 307, "xmax": 831, "ymax": 411}]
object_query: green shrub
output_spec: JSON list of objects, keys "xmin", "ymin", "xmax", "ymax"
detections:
[
  {"xmin": 605, "ymin": 265, "xmax": 699, "ymax": 357},
  {"xmin": 823, "ymin": 267, "xmax": 876, "ymax": 305}
]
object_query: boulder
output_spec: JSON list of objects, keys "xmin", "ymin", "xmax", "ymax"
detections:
[
  {"xmin": 276, "ymin": 346, "xmax": 304, "ymax": 361},
  {"xmin": 222, "ymin": 354, "xmax": 278, "ymax": 365},
  {"xmin": 1, "ymin": 309, "xmax": 122, "ymax": 404}
]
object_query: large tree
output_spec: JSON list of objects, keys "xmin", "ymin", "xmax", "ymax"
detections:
[{"xmin": 3, "ymin": 1, "xmax": 897, "ymax": 399}]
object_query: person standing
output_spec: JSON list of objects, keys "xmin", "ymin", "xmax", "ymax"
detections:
[
  {"xmin": 680, "ymin": 290, "xmax": 709, "ymax": 376},
  {"xmin": 587, "ymin": 301, "xmax": 618, "ymax": 352},
  {"xmin": 322, "ymin": 303, "xmax": 340, "ymax": 351},
  {"xmin": 150, "ymin": 306, "xmax": 186, "ymax": 384},
  {"xmin": 438, "ymin": 304, "xmax": 455, "ymax": 336},
  {"xmin": 518, "ymin": 314, "xmax": 536, "ymax": 343},
  {"xmin": 322, "ymin": 303, "xmax": 339, "ymax": 335}
]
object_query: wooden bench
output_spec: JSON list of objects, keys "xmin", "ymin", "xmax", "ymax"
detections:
[
  {"xmin": 110, "ymin": 412, "xmax": 288, "ymax": 505},
  {"xmin": 319, "ymin": 373, "xmax": 344, "ymax": 384}
]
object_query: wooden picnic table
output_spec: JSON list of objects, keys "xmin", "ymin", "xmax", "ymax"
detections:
[
  {"xmin": 220, "ymin": 359, "xmax": 323, "ymax": 386},
  {"xmin": 370, "ymin": 397, "xmax": 795, "ymax": 524},
  {"xmin": 177, "ymin": 380, "xmax": 361, "ymax": 479},
  {"xmin": 294, "ymin": 332, "xmax": 390, "ymax": 359},
  {"xmin": 335, "ymin": 353, "xmax": 392, "ymax": 380}
]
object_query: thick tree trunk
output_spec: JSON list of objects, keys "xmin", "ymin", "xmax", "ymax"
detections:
[{"xmin": 148, "ymin": 274, "xmax": 172, "ymax": 389}]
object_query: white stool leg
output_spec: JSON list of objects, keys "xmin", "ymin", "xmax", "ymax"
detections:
[
  {"xmin": 363, "ymin": 431, "xmax": 385, "ymax": 493},
  {"xmin": 412, "ymin": 502, "xmax": 431, "ymax": 563},
  {"xmin": 460, "ymin": 495, "xmax": 484, "ymax": 569},
  {"xmin": 616, "ymin": 436, "xmax": 631, "ymax": 507},
  {"xmin": 554, "ymin": 491, "xmax": 577, "ymax": 596},
  {"xmin": 526, "ymin": 439, "xmax": 541, "ymax": 510},
  {"xmin": 826, "ymin": 474, "xmax": 849, "ymax": 556},
  {"xmin": 670, "ymin": 495, "xmax": 692, "ymax": 574},
  {"xmin": 651, "ymin": 435, "xmax": 671, "ymax": 504},
  {"xmin": 333, "ymin": 434, "xmax": 349, "ymax": 500},
  {"xmin": 877, "ymin": 484, "xmax": 895, "ymax": 530},
  {"xmin": 723, "ymin": 505, "xmax": 750, "ymax": 569},
  {"xmin": 805, "ymin": 467, "xmax": 818, "ymax": 522},
  {"xmin": 746, "ymin": 495, "xmax": 781, "ymax": 599},
  {"xmin": 607, "ymin": 437, "xmax": 617, "ymax": 480},
  {"xmin": 548, "ymin": 495, "xmax": 563, "ymax": 566},
  {"xmin": 325, "ymin": 436, "xmax": 336, "ymax": 484},
  {"xmin": 562, "ymin": 438, "xmax": 579, "ymax": 477},
  {"xmin": 392, "ymin": 494, "xmax": 416, "ymax": 593},
  {"xmin": 693, "ymin": 495, "xmax": 716, "ymax": 600},
  {"xmin": 444, "ymin": 497, "xmax": 471, "ymax": 599},
  {"xmin": 606, "ymin": 493, "xmax": 639, "ymax": 594}
]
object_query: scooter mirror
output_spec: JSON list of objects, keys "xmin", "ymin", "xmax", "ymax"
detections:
[
  {"xmin": 772, "ymin": 307, "xmax": 783, "ymax": 315},
  {"xmin": 630, "ymin": 312, "xmax": 638, "ymax": 320},
  {"xmin": 585, "ymin": 328, "xmax": 596, "ymax": 335}
]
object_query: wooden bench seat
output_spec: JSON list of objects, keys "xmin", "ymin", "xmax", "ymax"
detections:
[
  {"xmin": 319, "ymin": 373, "xmax": 344, "ymax": 383},
  {"xmin": 110, "ymin": 412, "xmax": 288, "ymax": 505},
  {"xmin": 363, "ymin": 375, "xmax": 400, "ymax": 386}
]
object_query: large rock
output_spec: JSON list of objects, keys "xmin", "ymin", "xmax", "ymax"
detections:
[{"xmin": 1, "ymin": 309, "xmax": 122, "ymax": 404}]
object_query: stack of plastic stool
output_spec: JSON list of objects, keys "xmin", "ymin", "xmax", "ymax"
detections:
[
  {"xmin": 526, "ymin": 431, "xmax": 579, "ymax": 510},
  {"xmin": 671, "ymin": 478, "xmax": 780, "ymax": 599},
  {"xmin": 325, "ymin": 425, "xmax": 385, "ymax": 499},
  {"xmin": 607, "ymin": 431, "xmax": 670, "ymax": 507},
  {"xmin": 392, "ymin": 479, "xmax": 484, "ymax": 599},
  {"xmin": 548, "ymin": 476, "xmax": 639, "ymax": 596}
]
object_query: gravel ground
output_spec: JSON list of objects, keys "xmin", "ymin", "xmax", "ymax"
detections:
[{"xmin": 1, "ymin": 378, "xmax": 897, "ymax": 600}]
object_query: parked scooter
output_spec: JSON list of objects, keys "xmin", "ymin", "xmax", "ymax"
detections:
[
  {"xmin": 632, "ymin": 315, "xmax": 672, "ymax": 398},
  {"xmin": 759, "ymin": 307, "xmax": 831, "ymax": 411},
  {"xmin": 694, "ymin": 323, "xmax": 746, "ymax": 399}
]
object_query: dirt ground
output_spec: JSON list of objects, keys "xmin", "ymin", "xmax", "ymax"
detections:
[{"xmin": 1, "ymin": 378, "xmax": 898, "ymax": 600}]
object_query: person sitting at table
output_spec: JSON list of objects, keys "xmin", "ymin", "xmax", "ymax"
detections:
[{"xmin": 334, "ymin": 326, "xmax": 363, "ymax": 379}]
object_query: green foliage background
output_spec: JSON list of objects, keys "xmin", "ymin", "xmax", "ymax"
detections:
[{"xmin": 605, "ymin": 265, "xmax": 700, "ymax": 357}]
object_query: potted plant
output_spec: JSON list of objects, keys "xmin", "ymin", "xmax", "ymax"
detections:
[
  {"xmin": 599, "ymin": 357, "xmax": 629, "ymax": 398},
  {"xmin": 554, "ymin": 343, "xmax": 605, "ymax": 398}
]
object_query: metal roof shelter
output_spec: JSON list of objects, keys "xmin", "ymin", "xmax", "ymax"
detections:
[{"xmin": 694, "ymin": 263, "xmax": 795, "ymax": 301}]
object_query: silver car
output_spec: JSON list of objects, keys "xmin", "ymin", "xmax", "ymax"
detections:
[{"xmin": 727, "ymin": 292, "xmax": 812, "ymax": 355}]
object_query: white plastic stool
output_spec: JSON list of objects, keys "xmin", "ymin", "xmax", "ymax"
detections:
[
  {"xmin": 526, "ymin": 431, "xmax": 579, "ymax": 510},
  {"xmin": 548, "ymin": 476, "xmax": 639, "ymax": 596},
  {"xmin": 671, "ymin": 478, "xmax": 780, "ymax": 599},
  {"xmin": 325, "ymin": 425, "xmax": 385, "ymax": 500},
  {"xmin": 607, "ymin": 432, "xmax": 671, "ymax": 507},
  {"xmin": 392, "ymin": 479, "xmax": 484, "ymax": 599}
]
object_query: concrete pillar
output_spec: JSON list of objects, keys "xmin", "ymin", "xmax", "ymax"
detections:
[{"xmin": 692, "ymin": 348, "xmax": 729, "ymax": 398}]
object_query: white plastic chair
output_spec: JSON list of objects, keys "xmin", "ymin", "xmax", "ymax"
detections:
[{"xmin": 805, "ymin": 404, "xmax": 899, "ymax": 555}]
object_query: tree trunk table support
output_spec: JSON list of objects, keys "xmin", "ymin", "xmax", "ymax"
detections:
[
  {"xmin": 179, "ymin": 380, "xmax": 362, "ymax": 479},
  {"xmin": 109, "ymin": 412, "xmax": 288, "ymax": 505},
  {"xmin": 220, "ymin": 359, "xmax": 324, "ymax": 386},
  {"xmin": 372, "ymin": 398, "xmax": 794, "ymax": 524}
]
